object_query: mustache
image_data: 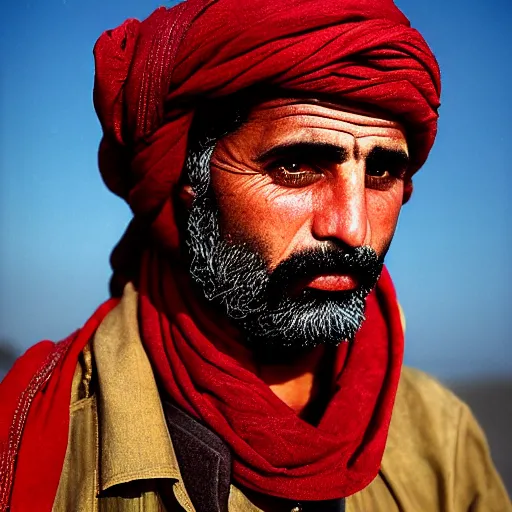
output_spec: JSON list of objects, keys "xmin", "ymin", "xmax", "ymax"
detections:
[{"xmin": 267, "ymin": 245, "xmax": 382, "ymax": 296}]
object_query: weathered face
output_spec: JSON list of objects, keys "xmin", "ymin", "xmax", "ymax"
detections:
[
  {"xmin": 184, "ymin": 97, "xmax": 409, "ymax": 360},
  {"xmin": 209, "ymin": 98, "xmax": 409, "ymax": 288}
]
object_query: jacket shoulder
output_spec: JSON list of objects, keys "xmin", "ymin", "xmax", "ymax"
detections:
[
  {"xmin": 384, "ymin": 367, "xmax": 463, "ymax": 490},
  {"xmin": 380, "ymin": 367, "xmax": 511, "ymax": 511},
  {"xmin": 391, "ymin": 366, "xmax": 463, "ymax": 439}
]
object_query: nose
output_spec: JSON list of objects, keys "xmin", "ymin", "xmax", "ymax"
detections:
[{"xmin": 311, "ymin": 161, "xmax": 368, "ymax": 248}]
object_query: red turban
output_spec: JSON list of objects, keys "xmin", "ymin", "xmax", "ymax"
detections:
[{"xmin": 93, "ymin": 0, "xmax": 440, "ymax": 267}]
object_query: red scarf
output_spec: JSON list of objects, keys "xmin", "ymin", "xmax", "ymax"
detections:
[
  {"xmin": 139, "ymin": 249, "xmax": 404, "ymax": 500},
  {"xmin": 0, "ymin": 259, "xmax": 402, "ymax": 510}
]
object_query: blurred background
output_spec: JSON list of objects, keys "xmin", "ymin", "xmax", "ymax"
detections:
[{"xmin": 1, "ymin": 0, "xmax": 510, "ymax": 495}]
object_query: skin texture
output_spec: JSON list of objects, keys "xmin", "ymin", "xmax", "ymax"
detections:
[
  {"xmin": 182, "ymin": 98, "xmax": 409, "ymax": 416},
  {"xmin": 210, "ymin": 98, "xmax": 408, "ymax": 269}
]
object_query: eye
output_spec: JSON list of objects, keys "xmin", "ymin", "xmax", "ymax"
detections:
[
  {"xmin": 366, "ymin": 166, "xmax": 390, "ymax": 178},
  {"xmin": 365, "ymin": 160, "xmax": 407, "ymax": 191},
  {"xmin": 266, "ymin": 160, "xmax": 323, "ymax": 188}
]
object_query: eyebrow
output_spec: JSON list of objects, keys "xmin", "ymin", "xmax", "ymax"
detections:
[
  {"xmin": 366, "ymin": 146, "xmax": 410, "ymax": 171},
  {"xmin": 255, "ymin": 141, "xmax": 409, "ymax": 169},
  {"xmin": 255, "ymin": 142, "xmax": 349, "ymax": 164}
]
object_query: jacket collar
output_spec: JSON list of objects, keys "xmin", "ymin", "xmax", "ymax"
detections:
[
  {"xmin": 92, "ymin": 283, "xmax": 182, "ymax": 491},
  {"xmin": 91, "ymin": 283, "xmax": 233, "ymax": 512}
]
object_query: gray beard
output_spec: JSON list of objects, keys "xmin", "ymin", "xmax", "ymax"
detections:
[{"xmin": 184, "ymin": 146, "xmax": 383, "ymax": 361}]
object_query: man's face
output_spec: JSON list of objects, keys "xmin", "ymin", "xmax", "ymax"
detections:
[
  {"xmin": 185, "ymin": 97, "xmax": 409, "ymax": 360},
  {"xmin": 210, "ymin": 98, "xmax": 408, "ymax": 281}
]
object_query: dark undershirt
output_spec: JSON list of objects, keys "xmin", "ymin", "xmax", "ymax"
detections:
[{"xmin": 162, "ymin": 401, "xmax": 345, "ymax": 512}]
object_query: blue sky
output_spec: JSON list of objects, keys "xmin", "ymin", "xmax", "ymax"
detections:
[{"xmin": 0, "ymin": 0, "xmax": 510, "ymax": 381}]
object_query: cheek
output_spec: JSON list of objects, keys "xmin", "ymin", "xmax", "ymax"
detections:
[
  {"xmin": 366, "ymin": 183, "xmax": 404, "ymax": 253},
  {"xmin": 211, "ymin": 170, "xmax": 314, "ymax": 259}
]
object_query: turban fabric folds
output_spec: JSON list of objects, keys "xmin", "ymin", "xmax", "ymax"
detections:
[{"xmin": 94, "ymin": 0, "xmax": 441, "ymax": 273}]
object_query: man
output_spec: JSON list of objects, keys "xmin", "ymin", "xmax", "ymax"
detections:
[{"xmin": 0, "ymin": 0, "xmax": 510, "ymax": 510}]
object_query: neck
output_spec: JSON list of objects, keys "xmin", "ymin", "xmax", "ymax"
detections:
[{"xmin": 257, "ymin": 345, "xmax": 335, "ymax": 422}]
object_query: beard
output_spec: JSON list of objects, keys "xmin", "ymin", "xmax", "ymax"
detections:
[{"xmin": 184, "ymin": 147, "xmax": 384, "ymax": 362}]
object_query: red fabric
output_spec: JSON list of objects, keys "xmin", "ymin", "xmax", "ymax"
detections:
[
  {"xmin": 139, "ymin": 250, "xmax": 404, "ymax": 500},
  {"xmin": 91, "ymin": 0, "xmax": 436, "ymax": 500},
  {"xmin": 93, "ymin": 0, "xmax": 441, "ymax": 266},
  {"xmin": 0, "ymin": 300, "xmax": 118, "ymax": 512},
  {"xmin": 0, "ymin": 0, "xmax": 440, "ymax": 507}
]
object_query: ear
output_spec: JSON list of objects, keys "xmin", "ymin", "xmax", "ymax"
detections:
[
  {"xmin": 402, "ymin": 179, "xmax": 413, "ymax": 205},
  {"xmin": 178, "ymin": 184, "xmax": 195, "ymax": 210}
]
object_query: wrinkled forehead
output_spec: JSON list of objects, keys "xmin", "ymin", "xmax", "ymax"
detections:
[
  {"xmin": 250, "ymin": 96, "xmax": 406, "ymax": 124},
  {"xmin": 192, "ymin": 92, "xmax": 408, "ymax": 147},
  {"xmin": 220, "ymin": 96, "xmax": 409, "ymax": 157}
]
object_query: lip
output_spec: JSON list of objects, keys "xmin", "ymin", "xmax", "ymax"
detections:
[{"xmin": 306, "ymin": 274, "xmax": 359, "ymax": 292}]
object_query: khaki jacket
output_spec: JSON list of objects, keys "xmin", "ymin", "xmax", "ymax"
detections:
[{"xmin": 53, "ymin": 285, "xmax": 511, "ymax": 511}]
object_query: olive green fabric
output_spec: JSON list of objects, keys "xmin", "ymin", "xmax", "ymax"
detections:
[{"xmin": 53, "ymin": 284, "xmax": 511, "ymax": 511}]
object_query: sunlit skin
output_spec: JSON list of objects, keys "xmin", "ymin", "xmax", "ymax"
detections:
[{"xmin": 182, "ymin": 98, "xmax": 409, "ymax": 417}]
